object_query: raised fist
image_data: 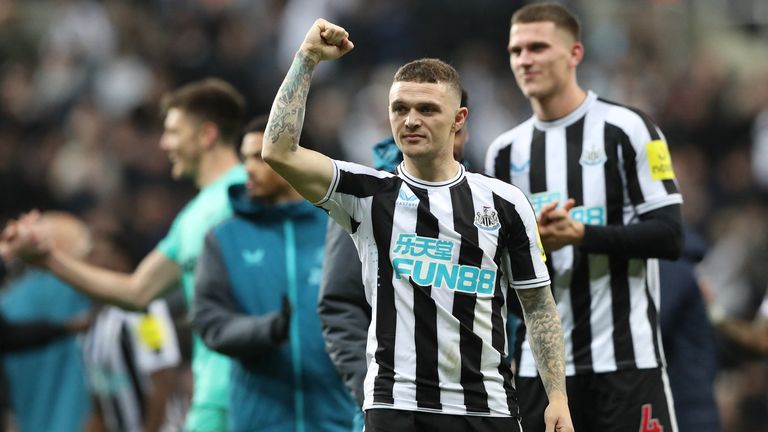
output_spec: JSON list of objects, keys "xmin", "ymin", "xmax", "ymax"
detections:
[{"xmin": 299, "ymin": 18, "xmax": 354, "ymax": 63}]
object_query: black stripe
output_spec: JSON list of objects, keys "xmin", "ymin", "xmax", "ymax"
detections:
[
  {"xmin": 604, "ymin": 123, "xmax": 636, "ymax": 367},
  {"xmin": 350, "ymin": 217, "xmax": 361, "ymax": 234},
  {"xmin": 371, "ymin": 181, "xmax": 401, "ymax": 405},
  {"xmin": 494, "ymin": 194, "xmax": 538, "ymax": 282},
  {"xmin": 109, "ymin": 383, "xmax": 127, "ymax": 431},
  {"xmin": 565, "ymin": 120, "xmax": 593, "ymax": 371},
  {"xmin": 604, "ymin": 124, "xmax": 627, "ymax": 221},
  {"xmin": 529, "ymin": 128, "xmax": 547, "ymax": 193},
  {"xmin": 609, "ymin": 257, "xmax": 635, "ymax": 367},
  {"xmin": 616, "ymin": 127, "xmax": 645, "ymax": 206},
  {"xmin": 494, "ymin": 143, "xmax": 512, "ymax": 183},
  {"xmin": 570, "ymin": 250, "xmax": 592, "ymax": 371},
  {"xmin": 491, "ymin": 192, "xmax": 522, "ymax": 414},
  {"xmin": 119, "ymin": 325, "xmax": 146, "ymax": 420},
  {"xmin": 566, "ymin": 118, "xmax": 584, "ymax": 206},
  {"xmin": 337, "ymin": 170, "xmax": 397, "ymax": 198},
  {"xmin": 599, "ymin": 98, "xmax": 678, "ymax": 196},
  {"xmin": 410, "ymin": 186, "xmax": 441, "ymax": 410},
  {"xmin": 645, "ymin": 273, "xmax": 663, "ymax": 365},
  {"xmin": 450, "ymin": 181, "xmax": 490, "ymax": 413}
]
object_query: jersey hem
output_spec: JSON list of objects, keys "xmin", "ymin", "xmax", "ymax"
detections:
[{"xmin": 364, "ymin": 401, "xmax": 514, "ymax": 418}]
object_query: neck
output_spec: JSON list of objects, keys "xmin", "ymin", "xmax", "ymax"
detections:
[
  {"xmin": 403, "ymin": 152, "xmax": 459, "ymax": 183},
  {"xmin": 531, "ymin": 83, "xmax": 587, "ymax": 122},
  {"xmin": 195, "ymin": 145, "xmax": 240, "ymax": 188}
]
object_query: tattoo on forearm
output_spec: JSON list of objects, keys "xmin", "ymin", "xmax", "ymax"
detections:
[
  {"xmin": 517, "ymin": 286, "xmax": 567, "ymax": 397},
  {"xmin": 267, "ymin": 51, "xmax": 315, "ymax": 151}
]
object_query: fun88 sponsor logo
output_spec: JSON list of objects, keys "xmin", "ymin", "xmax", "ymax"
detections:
[
  {"xmin": 529, "ymin": 191, "xmax": 605, "ymax": 226},
  {"xmin": 569, "ymin": 206, "xmax": 605, "ymax": 226},
  {"xmin": 391, "ymin": 233, "xmax": 496, "ymax": 296},
  {"xmin": 529, "ymin": 191, "xmax": 561, "ymax": 214}
]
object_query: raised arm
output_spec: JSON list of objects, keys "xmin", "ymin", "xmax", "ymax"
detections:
[
  {"xmin": 262, "ymin": 19, "xmax": 354, "ymax": 203},
  {"xmin": 516, "ymin": 286, "xmax": 573, "ymax": 432}
]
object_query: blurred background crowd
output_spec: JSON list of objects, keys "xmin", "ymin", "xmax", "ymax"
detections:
[{"xmin": 1, "ymin": 0, "xmax": 767, "ymax": 431}]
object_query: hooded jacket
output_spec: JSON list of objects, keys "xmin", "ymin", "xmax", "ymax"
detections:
[{"xmin": 193, "ymin": 184, "xmax": 355, "ymax": 432}]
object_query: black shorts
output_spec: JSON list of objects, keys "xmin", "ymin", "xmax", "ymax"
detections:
[
  {"xmin": 364, "ymin": 408, "xmax": 521, "ymax": 432},
  {"xmin": 516, "ymin": 367, "xmax": 677, "ymax": 432}
]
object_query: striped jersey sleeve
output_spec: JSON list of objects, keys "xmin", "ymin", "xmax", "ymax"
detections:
[
  {"xmin": 315, "ymin": 159, "xmax": 398, "ymax": 234},
  {"xmin": 598, "ymin": 99, "xmax": 682, "ymax": 214}
]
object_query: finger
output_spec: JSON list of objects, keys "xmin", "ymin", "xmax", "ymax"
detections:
[
  {"xmin": 320, "ymin": 26, "xmax": 349, "ymax": 46},
  {"xmin": 561, "ymin": 198, "xmax": 576, "ymax": 212},
  {"xmin": 2, "ymin": 223, "xmax": 17, "ymax": 241},
  {"xmin": 339, "ymin": 37, "xmax": 354, "ymax": 51},
  {"xmin": 19, "ymin": 210, "xmax": 40, "ymax": 225},
  {"xmin": 539, "ymin": 201, "xmax": 559, "ymax": 216}
]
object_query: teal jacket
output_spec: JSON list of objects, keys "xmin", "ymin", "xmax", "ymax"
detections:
[{"xmin": 193, "ymin": 184, "xmax": 355, "ymax": 432}]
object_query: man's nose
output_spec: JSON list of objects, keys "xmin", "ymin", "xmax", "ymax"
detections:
[{"xmin": 405, "ymin": 113, "xmax": 421, "ymax": 129}]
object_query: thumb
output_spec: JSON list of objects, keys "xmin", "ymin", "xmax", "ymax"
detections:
[{"xmin": 544, "ymin": 417, "xmax": 556, "ymax": 432}]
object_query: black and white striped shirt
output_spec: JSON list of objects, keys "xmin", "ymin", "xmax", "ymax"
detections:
[
  {"xmin": 83, "ymin": 300, "xmax": 181, "ymax": 432},
  {"xmin": 485, "ymin": 91, "xmax": 683, "ymax": 377},
  {"xmin": 318, "ymin": 160, "xmax": 549, "ymax": 417}
]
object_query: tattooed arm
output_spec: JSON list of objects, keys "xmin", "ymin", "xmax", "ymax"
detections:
[
  {"xmin": 517, "ymin": 285, "xmax": 574, "ymax": 432},
  {"xmin": 262, "ymin": 19, "xmax": 354, "ymax": 203}
]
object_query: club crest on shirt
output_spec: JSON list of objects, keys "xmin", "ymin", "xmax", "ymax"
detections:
[
  {"xmin": 474, "ymin": 206, "xmax": 501, "ymax": 231},
  {"xmin": 579, "ymin": 146, "xmax": 607, "ymax": 166}
]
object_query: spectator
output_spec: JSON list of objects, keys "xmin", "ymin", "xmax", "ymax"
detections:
[{"xmin": 193, "ymin": 116, "xmax": 356, "ymax": 431}]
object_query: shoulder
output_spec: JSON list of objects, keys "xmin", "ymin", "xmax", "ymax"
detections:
[
  {"xmin": 335, "ymin": 159, "xmax": 396, "ymax": 179},
  {"xmin": 487, "ymin": 117, "xmax": 536, "ymax": 156},
  {"xmin": 209, "ymin": 215, "xmax": 241, "ymax": 237},
  {"xmin": 465, "ymin": 171, "xmax": 529, "ymax": 203},
  {"xmin": 593, "ymin": 97, "xmax": 660, "ymax": 136}
]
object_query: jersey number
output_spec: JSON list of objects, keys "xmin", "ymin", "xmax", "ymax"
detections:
[{"xmin": 639, "ymin": 404, "xmax": 663, "ymax": 432}]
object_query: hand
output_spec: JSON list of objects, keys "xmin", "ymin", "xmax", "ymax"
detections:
[
  {"xmin": 1, "ymin": 211, "xmax": 50, "ymax": 265},
  {"xmin": 537, "ymin": 199, "xmax": 584, "ymax": 252},
  {"xmin": 544, "ymin": 392, "xmax": 574, "ymax": 432},
  {"xmin": 299, "ymin": 18, "xmax": 354, "ymax": 64},
  {"xmin": 64, "ymin": 313, "xmax": 93, "ymax": 334},
  {"xmin": 270, "ymin": 295, "xmax": 292, "ymax": 343}
]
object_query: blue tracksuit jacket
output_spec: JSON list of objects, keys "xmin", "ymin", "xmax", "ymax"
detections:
[{"xmin": 193, "ymin": 184, "xmax": 356, "ymax": 432}]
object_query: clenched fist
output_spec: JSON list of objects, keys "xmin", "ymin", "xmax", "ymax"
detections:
[{"xmin": 299, "ymin": 18, "xmax": 354, "ymax": 64}]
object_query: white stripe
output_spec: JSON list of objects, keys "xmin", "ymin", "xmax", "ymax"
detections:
[
  {"xmin": 428, "ymin": 186, "xmax": 463, "ymax": 410},
  {"xmin": 390, "ymin": 185, "xmax": 419, "ymax": 406},
  {"xmin": 589, "ymin": 264, "xmax": 617, "ymax": 373},
  {"xmin": 660, "ymin": 367, "xmax": 679, "ymax": 432}
]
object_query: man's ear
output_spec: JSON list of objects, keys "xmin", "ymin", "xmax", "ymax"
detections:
[
  {"xmin": 570, "ymin": 41, "xmax": 584, "ymax": 68},
  {"xmin": 453, "ymin": 106, "xmax": 468, "ymax": 133},
  {"xmin": 198, "ymin": 121, "xmax": 221, "ymax": 149}
]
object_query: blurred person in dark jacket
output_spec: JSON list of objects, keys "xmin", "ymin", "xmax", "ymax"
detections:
[
  {"xmin": 193, "ymin": 116, "xmax": 356, "ymax": 432},
  {"xmin": 659, "ymin": 227, "xmax": 721, "ymax": 432},
  {"xmin": 1, "ymin": 211, "xmax": 93, "ymax": 432}
]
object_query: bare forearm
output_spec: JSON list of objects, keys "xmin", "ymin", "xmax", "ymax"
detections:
[
  {"xmin": 517, "ymin": 286, "xmax": 567, "ymax": 399},
  {"xmin": 43, "ymin": 250, "xmax": 174, "ymax": 310},
  {"xmin": 718, "ymin": 319, "xmax": 768, "ymax": 355},
  {"xmin": 265, "ymin": 50, "xmax": 317, "ymax": 158}
]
